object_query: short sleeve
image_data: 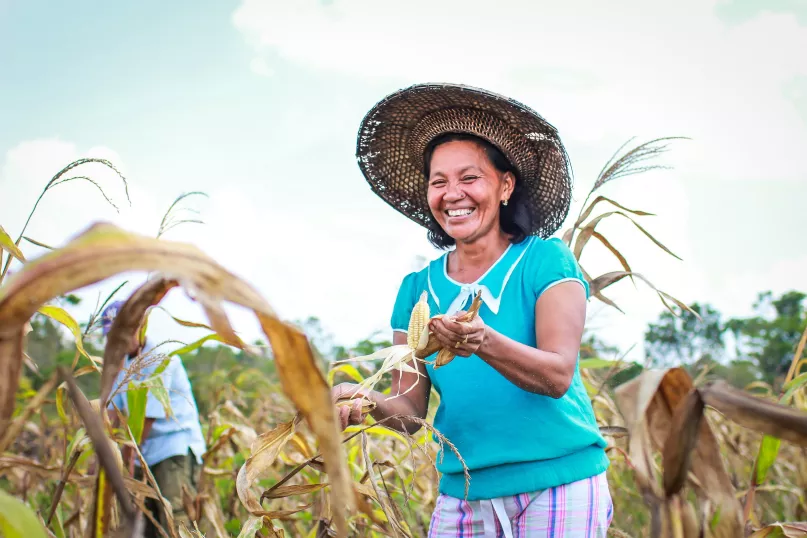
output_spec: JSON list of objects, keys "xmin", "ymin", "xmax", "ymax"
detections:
[
  {"xmin": 390, "ymin": 272, "xmax": 419, "ymax": 333},
  {"xmin": 529, "ymin": 238, "xmax": 590, "ymax": 299}
]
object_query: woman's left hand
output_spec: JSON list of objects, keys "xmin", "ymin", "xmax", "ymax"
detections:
[{"xmin": 429, "ymin": 311, "xmax": 487, "ymax": 357}]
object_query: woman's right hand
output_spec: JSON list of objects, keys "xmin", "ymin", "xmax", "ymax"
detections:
[{"xmin": 331, "ymin": 383, "xmax": 373, "ymax": 430}]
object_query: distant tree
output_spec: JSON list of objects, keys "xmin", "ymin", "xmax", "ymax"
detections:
[
  {"xmin": 644, "ymin": 302, "xmax": 725, "ymax": 367},
  {"xmin": 727, "ymin": 291, "xmax": 806, "ymax": 385}
]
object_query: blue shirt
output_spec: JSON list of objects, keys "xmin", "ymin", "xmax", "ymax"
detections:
[
  {"xmin": 391, "ymin": 237, "xmax": 609, "ymax": 500},
  {"xmin": 108, "ymin": 339, "xmax": 207, "ymax": 467}
]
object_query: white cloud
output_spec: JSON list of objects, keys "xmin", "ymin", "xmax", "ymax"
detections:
[
  {"xmin": 228, "ymin": 0, "xmax": 807, "ymax": 360},
  {"xmin": 250, "ymin": 57, "xmax": 275, "ymax": 77},
  {"xmin": 232, "ymin": 0, "xmax": 807, "ymax": 183}
]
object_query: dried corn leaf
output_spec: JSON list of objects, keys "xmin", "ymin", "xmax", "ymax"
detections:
[
  {"xmin": 236, "ymin": 516, "xmax": 267, "ymax": 538},
  {"xmin": 255, "ymin": 312, "xmax": 355, "ymax": 536},
  {"xmin": 262, "ymin": 484, "xmax": 327, "ymax": 500},
  {"xmin": 573, "ymin": 195, "xmax": 655, "ymax": 229},
  {"xmin": 700, "ymin": 380, "xmax": 807, "ymax": 447},
  {"xmin": 237, "ymin": 416, "xmax": 302, "ymax": 515},
  {"xmin": 749, "ymin": 522, "xmax": 807, "ymax": 538},
  {"xmin": 613, "ymin": 367, "xmax": 744, "ymax": 537},
  {"xmin": 0, "ymin": 222, "xmax": 353, "ymax": 537}
]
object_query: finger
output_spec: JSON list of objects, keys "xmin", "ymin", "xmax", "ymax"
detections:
[
  {"xmin": 430, "ymin": 318, "xmax": 464, "ymax": 342},
  {"xmin": 432, "ymin": 329, "xmax": 459, "ymax": 350},
  {"xmin": 441, "ymin": 317, "xmax": 476, "ymax": 335}
]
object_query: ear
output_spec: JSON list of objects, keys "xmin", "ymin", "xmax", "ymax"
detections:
[{"xmin": 501, "ymin": 171, "xmax": 516, "ymax": 199}]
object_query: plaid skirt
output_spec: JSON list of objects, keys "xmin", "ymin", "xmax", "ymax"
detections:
[{"xmin": 428, "ymin": 471, "xmax": 612, "ymax": 537}]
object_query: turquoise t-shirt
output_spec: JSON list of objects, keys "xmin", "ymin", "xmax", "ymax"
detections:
[{"xmin": 390, "ymin": 236, "xmax": 608, "ymax": 501}]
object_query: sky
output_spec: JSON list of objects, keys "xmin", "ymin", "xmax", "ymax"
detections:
[{"xmin": 1, "ymin": 0, "xmax": 805, "ymax": 363}]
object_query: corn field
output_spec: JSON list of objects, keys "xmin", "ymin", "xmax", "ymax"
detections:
[{"xmin": 0, "ymin": 141, "xmax": 805, "ymax": 538}]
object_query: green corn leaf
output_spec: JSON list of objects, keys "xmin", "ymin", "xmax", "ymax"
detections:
[
  {"xmin": 38, "ymin": 305, "xmax": 92, "ymax": 363},
  {"xmin": 579, "ymin": 358, "xmax": 616, "ymax": 370},
  {"xmin": 143, "ymin": 376, "xmax": 173, "ymax": 419},
  {"xmin": 169, "ymin": 333, "xmax": 227, "ymax": 356},
  {"xmin": 0, "ymin": 225, "xmax": 25, "ymax": 263},
  {"xmin": 126, "ymin": 381, "xmax": 149, "ymax": 444},
  {"xmin": 780, "ymin": 372, "xmax": 807, "ymax": 405},
  {"xmin": 0, "ymin": 489, "xmax": 48, "ymax": 538},
  {"xmin": 755, "ymin": 434, "xmax": 782, "ymax": 484}
]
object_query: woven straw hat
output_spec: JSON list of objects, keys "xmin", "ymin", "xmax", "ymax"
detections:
[{"xmin": 356, "ymin": 83, "xmax": 573, "ymax": 239}]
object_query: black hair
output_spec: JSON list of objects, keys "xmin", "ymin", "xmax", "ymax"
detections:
[{"xmin": 422, "ymin": 132, "xmax": 534, "ymax": 250}]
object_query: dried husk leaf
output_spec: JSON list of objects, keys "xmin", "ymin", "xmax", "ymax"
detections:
[
  {"xmin": 429, "ymin": 291, "xmax": 483, "ymax": 371},
  {"xmin": 613, "ymin": 367, "xmax": 744, "ymax": 537},
  {"xmin": 662, "ymin": 388, "xmax": 704, "ymax": 498}
]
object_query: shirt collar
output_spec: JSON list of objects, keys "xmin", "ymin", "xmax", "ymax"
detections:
[{"xmin": 427, "ymin": 237, "xmax": 532, "ymax": 316}]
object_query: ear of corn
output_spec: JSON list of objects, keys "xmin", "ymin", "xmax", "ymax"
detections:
[{"xmin": 407, "ymin": 291, "xmax": 430, "ymax": 351}]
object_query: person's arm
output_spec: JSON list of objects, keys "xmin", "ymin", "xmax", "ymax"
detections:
[
  {"xmin": 429, "ymin": 280, "xmax": 586, "ymax": 398},
  {"xmin": 332, "ymin": 332, "xmax": 432, "ymax": 434}
]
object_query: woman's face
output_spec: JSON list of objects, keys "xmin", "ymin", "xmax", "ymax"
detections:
[{"xmin": 426, "ymin": 140, "xmax": 514, "ymax": 245}]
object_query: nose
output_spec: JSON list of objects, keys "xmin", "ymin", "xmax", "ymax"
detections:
[{"xmin": 443, "ymin": 181, "xmax": 465, "ymax": 203}]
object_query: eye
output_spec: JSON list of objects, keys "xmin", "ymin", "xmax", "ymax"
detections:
[
  {"xmin": 429, "ymin": 178, "xmax": 447, "ymax": 187},
  {"xmin": 461, "ymin": 175, "xmax": 479, "ymax": 183}
]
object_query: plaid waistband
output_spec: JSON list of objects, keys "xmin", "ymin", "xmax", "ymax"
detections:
[{"xmin": 428, "ymin": 471, "xmax": 612, "ymax": 537}]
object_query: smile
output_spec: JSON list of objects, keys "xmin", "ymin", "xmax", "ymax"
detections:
[{"xmin": 445, "ymin": 208, "xmax": 476, "ymax": 217}]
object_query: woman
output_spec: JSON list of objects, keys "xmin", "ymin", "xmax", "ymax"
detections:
[{"xmin": 333, "ymin": 83, "xmax": 612, "ymax": 537}]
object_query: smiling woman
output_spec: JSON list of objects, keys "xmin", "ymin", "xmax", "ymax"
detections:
[{"xmin": 336, "ymin": 83, "xmax": 612, "ymax": 537}]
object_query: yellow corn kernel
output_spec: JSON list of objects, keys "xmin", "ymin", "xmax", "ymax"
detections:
[{"xmin": 407, "ymin": 291, "xmax": 430, "ymax": 350}]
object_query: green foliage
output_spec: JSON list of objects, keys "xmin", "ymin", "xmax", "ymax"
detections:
[
  {"xmin": 645, "ymin": 302, "xmax": 724, "ymax": 366},
  {"xmin": 0, "ymin": 489, "xmax": 48, "ymax": 538},
  {"xmin": 728, "ymin": 291, "xmax": 807, "ymax": 385},
  {"xmin": 644, "ymin": 291, "xmax": 807, "ymax": 388}
]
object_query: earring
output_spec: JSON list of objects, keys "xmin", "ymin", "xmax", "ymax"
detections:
[{"xmin": 502, "ymin": 199, "xmax": 509, "ymax": 206}]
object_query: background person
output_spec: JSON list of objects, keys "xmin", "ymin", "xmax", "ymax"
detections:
[{"xmin": 102, "ymin": 299, "xmax": 207, "ymax": 537}]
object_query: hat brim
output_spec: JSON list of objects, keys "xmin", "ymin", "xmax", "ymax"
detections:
[{"xmin": 356, "ymin": 83, "xmax": 573, "ymax": 239}]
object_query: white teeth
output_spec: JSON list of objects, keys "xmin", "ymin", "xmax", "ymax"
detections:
[{"xmin": 447, "ymin": 208, "xmax": 474, "ymax": 217}]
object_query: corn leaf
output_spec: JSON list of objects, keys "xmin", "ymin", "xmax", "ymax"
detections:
[
  {"xmin": 0, "ymin": 224, "xmax": 25, "ymax": 263},
  {"xmin": 574, "ymin": 210, "xmax": 681, "ymax": 262},
  {"xmin": 780, "ymin": 372, "xmax": 807, "ymax": 405},
  {"xmin": 591, "ymin": 231, "xmax": 633, "ymax": 277},
  {"xmin": 237, "ymin": 416, "xmax": 302, "ymax": 516},
  {"xmin": 236, "ymin": 516, "xmax": 266, "ymax": 538},
  {"xmin": 573, "ymin": 195, "xmax": 654, "ymax": 229},
  {"xmin": 0, "ymin": 489, "xmax": 48, "ymax": 538},
  {"xmin": 579, "ymin": 358, "xmax": 616, "ymax": 370},
  {"xmin": 38, "ymin": 305, "xmax": 91, "ymax": 362},
  {"xmin": 0, "ymin": 222, "xmax": 354, "ymax": 536},
  {"xmin": 755, "ymin": 435, "xmax": 781, "ymax": 484},
  {"xmin": 327, "ymin": 363, "xmax": 365, "ymax": 386},
  {"xmin": 126, "ymin": 381, "xmax": 149, "ymax": 444},
  {"xmin": 613, "ymin": 368, "xmax": 744, "ymax": 536},
  {"xmin": 22, "ymin": 236, "xmax": 55, "ymax": 251},
  {"xmin": 699, "ymin": 380, "xmax": 807, "ymax": 447},
  {"xmin": 169, "ymin": 333, "xmax": 228, "ymax": 356},
  {"xmin": 143, "ymin": 376, "xmax": 173, "ymax": 418},
  {"xmin": 749, "ymin": 522, "xmax": 807, "ymax": 537}
]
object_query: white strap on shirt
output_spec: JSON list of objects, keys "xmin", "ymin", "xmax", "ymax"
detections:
[{"xmin": 479, "ymin": 498, "xmax": 514, "ymax": 538}]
